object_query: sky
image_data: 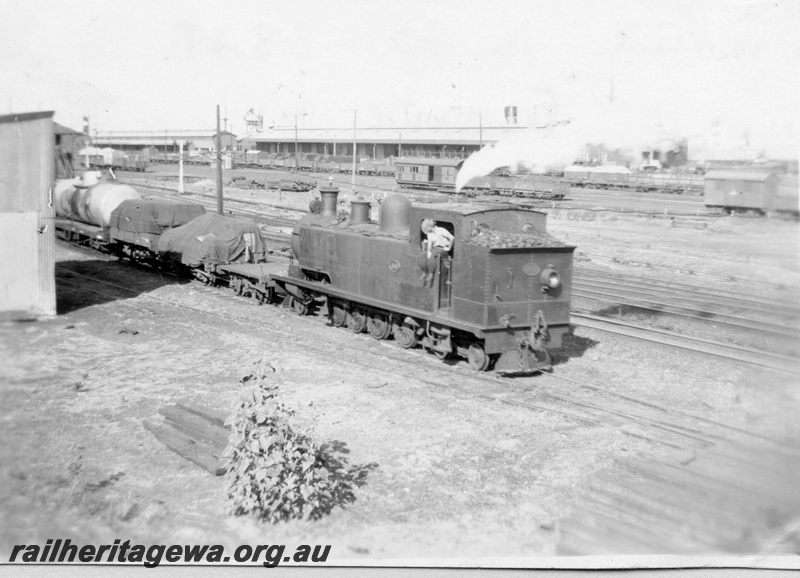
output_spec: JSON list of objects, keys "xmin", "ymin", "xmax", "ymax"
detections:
[{"xmin": 2, "ymin": 0, "xmax": 797, "ymax": 157}]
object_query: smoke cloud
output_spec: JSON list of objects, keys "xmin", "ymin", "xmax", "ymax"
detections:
[{"xmin": 455, "ymin": 109, "xmax": 673, "ymax": 192}]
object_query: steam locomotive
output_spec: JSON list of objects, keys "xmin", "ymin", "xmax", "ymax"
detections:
[{"xmin": 271, "ymin": 187, "xmax": 575, "ymax": 372}]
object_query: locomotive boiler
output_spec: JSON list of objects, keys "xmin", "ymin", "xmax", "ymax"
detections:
[{"xmin": 272, "ymin": 187, "xmax": 575, "ymax": 372}]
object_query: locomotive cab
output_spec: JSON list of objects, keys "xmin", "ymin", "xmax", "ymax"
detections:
[{"xmin": 406, "ymin": 202, "xmax": 576, "ymax": 371}]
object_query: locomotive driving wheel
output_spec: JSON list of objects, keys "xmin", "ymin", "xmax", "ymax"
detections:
[
  {"xmin": 367, "ymin": 313, "xmax": 392, "ymax": 340},
  {"xmin": 347, "ymin": 310, "xmax": 367, "ymax": 333},
  {"xmin": 393, "ymin": 324, "xmax": 418, "ymax": 349},
  {"xmin": 467, "ymin": 343, "xmax": 490, "ymax": 371}
]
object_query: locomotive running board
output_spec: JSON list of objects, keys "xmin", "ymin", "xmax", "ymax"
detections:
[{"xmin": 269, "ymin": 273, "xmax": 482, "ymax": 335}]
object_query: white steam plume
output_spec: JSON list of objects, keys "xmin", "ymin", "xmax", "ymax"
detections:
[{"xmin": 455, "ymin": 110, "xmax": 672, "ymax": 192}]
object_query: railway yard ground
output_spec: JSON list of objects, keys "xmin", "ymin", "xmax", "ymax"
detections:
[{"xmin": 2, "ymin": 166, "xmax": 799, "ymax": 566}]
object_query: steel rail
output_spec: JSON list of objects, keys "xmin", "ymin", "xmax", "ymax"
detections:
[
  {"xmin": 571, "ymin": 311, "xmax": 800, "ymax": 376},
  {"xmin": 572, "ymin": 285, "xmax": 800, "ymax": 338},
  {"xmin": 574, "ymin": 268, "xmax": 800, "ymax": 316}
]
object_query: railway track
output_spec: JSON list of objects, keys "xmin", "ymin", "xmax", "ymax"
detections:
[
  {"xmin": 574, "ymin": 273, "xmax": 800, "ymax": 327},
  {"xmin": 133, "ymin": 167, "xmax": 716, "ymax": 217},
  {"xmin": 56, "ymin": 247, "xmax": 795, "ymax": 450},
  {"xmin": 116, "ymin": 179, "xmax": 800, "ymax": 373},
  {"xmin": 571, "ymin": 312, "xmax": 800, "ymax": 376},
  {"xmin": 55, "ymin": 251, "xmax": 776, "ymax": 448},
  {"xmin": 119, "ymin": 185, "xmax": 800, "ymax": 374}
]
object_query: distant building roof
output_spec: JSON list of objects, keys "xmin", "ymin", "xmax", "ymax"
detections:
[
  {"xmin": 239, "ymin": 126, "xmax": 528, "ymax": 146},
  {"xmin": 95, "ymin": 129, "xmax": 235, "ymax": 138},
  {"xmin": 0, "ymin": 111, "xmax": 54, "ymax": 123},
  {"xmin": 54, "ymin": 122, "xmax": 82, "ymax": 135},
  {"xmin": 92, "ymin": 130, "xmax": 236, "ymax": 147},
  {"xmin": 705, "ymin": 170, "xmax": 778, "ymax": 182}
]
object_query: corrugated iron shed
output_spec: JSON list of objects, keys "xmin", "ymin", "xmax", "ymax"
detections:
[{"xmin": 0, "ymin": 111, "xmax": 56, "ymax": 318}]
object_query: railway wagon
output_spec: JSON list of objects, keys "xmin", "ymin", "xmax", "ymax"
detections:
[
  {"xmin": 564, "ymin": 164, "xmax": 704, "ymax": 193},
  {"xmin": 704, "ymin": 170, "xmax": 779, "ymax": 214},
  {"xmin": 563, "ymin": 164, "xmax": 631, "ymax": 188},
  {"xmin": 772, "ymin": 174, "xmax": 799, "ymax": 216},
  {"xmin": 54, "ymin": 175, "xmax": 141, "ymax": 247},
  {"xmin": 395, "ymin": 157, "xmax": 462, "ymax": 190},
  {"xmin": 109, "ymin": 199, "xmax": 206, "ymax": 261},
  {"xmin": 273, "ymin": 187, "xmax": 575, "ymax": 372},
  {"xmin": 704, "ymin": 170, "xmax": 798, "ymax": 217},
  {"xmin": 54, "ymin": 174, "xmax": 206, "ymax": 252},
  {"xmin": 395, "ymin": 157, "xmax": 568, "ymax": 199}
]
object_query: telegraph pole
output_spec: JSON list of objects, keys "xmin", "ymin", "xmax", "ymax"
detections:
[
  {"xmin": 479, "ymin": 112, "xmax": 483, "ymax": 147},
  {"xmin": 178, "ymin": 139, "xmax": 185, "ymax": 195},
  {"xmin": 351, "ymin": 109, "xmax": 357, "ymax": 190},
  {"xmin": 216, "ymin": 105, "xmax": 223, "ymax": 215},
  {"xmin": 294, "ymin": 114, "xmax": 299, "ymax": 173}
]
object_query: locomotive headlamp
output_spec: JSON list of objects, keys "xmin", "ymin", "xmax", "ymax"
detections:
[{"xmin": 540, "ymin": 267, "xmax": 560, "ymax": 292}]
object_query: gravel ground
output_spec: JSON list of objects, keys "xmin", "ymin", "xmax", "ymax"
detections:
[{"xmin": 1, "ymin": 171, "xmax": 798, "ymax": 565}]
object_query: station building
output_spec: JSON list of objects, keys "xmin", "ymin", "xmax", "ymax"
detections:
[
  {"xmin": 236, "ymin": 125, "xmax": 529, "ymax": 160},
  {"xmin": 90, "ymin": 125, "xmax": 531, "ymax": 160}
]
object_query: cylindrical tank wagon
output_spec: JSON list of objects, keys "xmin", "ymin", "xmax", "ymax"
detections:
[
  {"xmin": 54, "ymin": 173, "xmax": 141, "ymax": 246},
  {"xmin": 55, "ymin": 177, "xmax": 141, "ymax": 228}
]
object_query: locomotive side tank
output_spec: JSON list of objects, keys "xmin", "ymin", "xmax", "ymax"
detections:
[{"xmin": 279, "ymin": 187, "xmax": 575, "ymax": 372}]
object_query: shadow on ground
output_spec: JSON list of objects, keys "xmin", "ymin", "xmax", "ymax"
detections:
[
  {"xmin": 56, "ymin": 259, "xmax": 190, "ymax": 315},
  {"xmin": 552, "ymin": 326, "xmax": 600, "ymax": 366}
]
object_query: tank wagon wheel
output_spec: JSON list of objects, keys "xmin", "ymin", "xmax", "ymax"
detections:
[
  {"xmin": 467, "ymin": 343, "xmax": 490, "ymax": 371},
  {"xmin": 233, "ymin": 278, "xmax": 244, "ymax": 296},
  {"xmin": 393, "ymin": 323, "xmax": 418, "ymax": 349},
  {"xmin": 291, "ymin": 297, "xmax": 310, "ymax": 316},
  {"xmin": 367, "ymin": 313, "xmax": 392, "ymax": 340},
  {"xmin": 347, "ymin": 310, "xmax": 367, "ymax": 333},
  {"xmin": 263, "ymin": 287, "xmax": 276, "ymax": 305},
  {"xmin": 330, "ymin": 303, "xmax": 347, "ymax": 327}
]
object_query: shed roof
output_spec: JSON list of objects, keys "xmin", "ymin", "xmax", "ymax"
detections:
[
  {"xmin": 0, "ymin": 111, "xmax": 54, "ymax": 124},
  {"xmin": 396, "ymin": 157, "xmax": 464, "ymax": 167},
  {"xmin": 239, "ymin": 126, "xmax": 528, "ymax": 146},
  {"xmin": 705, "ymin": 170, "xmax": 778, "ymax": 182},
  {"xmin": 54, "ymin": 122, "xmax": 82, "ymax": 135}
]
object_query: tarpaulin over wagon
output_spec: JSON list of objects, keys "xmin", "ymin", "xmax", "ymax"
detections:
[
  {"xmin": 110, "ymin": 200, "xmax": 206, "ymax": 237},
  {"xmin": 157, "ymin": 213, "xmax": 266, "ymax": 266}
]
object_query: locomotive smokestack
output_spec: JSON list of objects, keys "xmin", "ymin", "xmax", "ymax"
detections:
[
  {"xmin": 350, "ymin": 199, "xmax": 371, "ymax": 224},
  {"xmin": 319, "ymin": 186, "xmax": 339, "ymax": 218}
]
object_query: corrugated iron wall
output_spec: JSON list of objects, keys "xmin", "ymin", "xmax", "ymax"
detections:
[{"xmin": 0, "ymin": 111, "xmax": 56, "ymax": 318}]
